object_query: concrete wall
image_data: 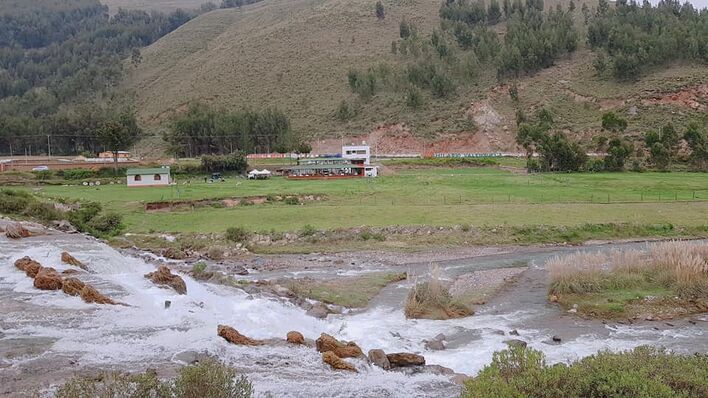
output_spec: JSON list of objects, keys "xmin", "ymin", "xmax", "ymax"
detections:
[{"xmin": 127, "ymin": 173, "xmax": 170, "ymax": 187}]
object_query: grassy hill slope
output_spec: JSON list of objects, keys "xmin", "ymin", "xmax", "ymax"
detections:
[{"xmin": 127, "ymin": 0, "xmax": 708, "ymax": 153}]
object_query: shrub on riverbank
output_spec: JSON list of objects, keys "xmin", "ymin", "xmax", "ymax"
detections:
[
  {"xmin": 405, "ymin": 267, "xmax": 472, "ymax": 319},
  {"xmin": 55, "ymin": 358, "xmax": 252, "ymax": 398},
  {"xmin": 547, "ymin": 241, "xmax": 708, "ymax": 318},
  {"xmin": 462, "ymin": 346, "xmax": 708, "ymax": 398}
]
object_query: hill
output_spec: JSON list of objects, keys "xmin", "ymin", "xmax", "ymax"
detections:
[
  {"xmin": 101, "ymin": 0, "xmax": 209, "ymax": 13},
  {"xmin": 126, "ymin": 0, "xmax": 707, "ymax": 154}
]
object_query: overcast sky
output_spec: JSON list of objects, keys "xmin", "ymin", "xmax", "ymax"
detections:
[{"xmin": 650, "ymin": 0, "xmax": 708, "ymax": 8}]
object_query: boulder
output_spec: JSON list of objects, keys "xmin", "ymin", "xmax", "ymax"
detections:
[
  {"xmin": 52, "ymin": 220, "xmax": 77, "ymax": 233},
  {"xmin": 368, "ymin": 349, "xmax": 390, "ymax": 370},
  {"xmin": 61, "ymin": 252, "xmax": 88, "ymax": 271},
  {"xmin": 322, "ymin": 351, "xmax": 357, "ymax": 372},
  {"xmin": 14, "ymin": 257, "xmax": 42, "ymax": 278},
  {"xmin": 62, "ymin": 277, "xmax": 85, "ymax": 296},
  {"xmin": 34, "ymin": 267, "xmax": 63, "ymax": 290},
  {"xmin": 217, "ymin": 325, "xmax": 263, "ymax": 346},
  {"xmin": 424, "ymin": 339, "xmax": 445, "ymax": 351},
  {"xmin": 286, "ymin": 331, "xmax": 305, "ymax": 345},
  {"xmin": 386, "ymin": 353, "xmax": 425, "ymax": 368},
  {"xmin": 504, "ymin": 339, "xmax": 528, "ymax": 349},
  {"xmin": 5, "ymin": 222, "xmax": 30, "ymax": 239},
  {"xmin": 306, "ymin": 302, "xmax": 331, "ymax": 319},
  {"xmin": 80, "ymin": 284, "xmax": 115, "ymax": 305},
  {"xmin": 62, "ymin": 269, "xmax": 82, "ymax": 276},
  {"xmin": 145, "ymin": 265, "xmax": 187, "ymax": 295},
  {"xmin": 315, "ymin": 333, "xmax": 364, "ymax": 358},
  {"xmin": 552, "ymin": 335, "xmax": 562, "ymax": 343}
]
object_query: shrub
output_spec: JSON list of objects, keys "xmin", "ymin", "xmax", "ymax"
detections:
[
  {"xmin": 201, "ymin": 153, "xmax": 247, "ymax": 174},
  {"xmin": 207, "ymin": 246, "xmax": 225, "ymax": 261},
  {"xmin": 359, "ymin": 230, "xmax": 385, "ymax": 241},
  {"xmin": 86, "ymin": 212, "xmax": 124, "ymax": 237},
  {"xmin": 299, "ymin": 224, "xmax": 317, "ymax": 237},
  {"xmin": 405, "ymin": 267, "xmax": 471, "ymax": 319},
  {"xmin": 462, "ymin": 346, "xmax": 708, "ymax": 398},
  {"xmin": 61, "ymin": 168, "xmax": 97, "ymax": 180},
  {"xmin": 173, "ymin": 357, "xmax": 252, "ymax": 398},
  {"xmin": 225, "ymin": 226, "xmax": 250, "ymax": 243},
  {"xmin": 24, "ymin": 201, "xmax": 61, "ymax": 222},
  {"xmin": 55, "ymin": 371, "xmax": 170, "ymax": 398},
  {"xmin": 192, "ymin": 262, "xmax": 207, "ymax": 274},
  {"xmin": 283, "ymin": 196, "xmax": 300, "ymax": 205},
  {"xmin": 32, "ymin": 170, "xmax": 54, "ymax": 180},
  {"xmin": 0, "ymin": 189, "xmax": 31, "ymax": 213}
]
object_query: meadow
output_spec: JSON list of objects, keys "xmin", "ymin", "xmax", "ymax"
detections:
[{"xmin": 31, "ymin": 168, "xmax": 708, "ymax": 234}]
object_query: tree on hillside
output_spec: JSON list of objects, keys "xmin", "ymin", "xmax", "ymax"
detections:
[
  {"xmin": 603, "ymin": 138, "xmax": 633, "ymax": 171},
  {"xmin": 98, "ymin": 114, "xmax": 141, "ymax": 172},
  {"xmin": 517, "ymin": 109, "xmax": 587, "ymax": 172},
  {"xmin": 645, "ymin": 124, "xmax": 680, "ymax": 170},
  {"xmin": 488, "ymin": 0, "xmax": 502, "ymax": 24},
  {"xmin": 375, "ymin": 1, "xmax": 385, "ymax": 19},
  {"xmin": 131, "ymin": 48, "xmax": 142, "ymax": 67},
  {"xmin": 601, "ymin": 112, "xmax": 627, "ymax": 132},
  {"xmin": 683, "ymin": 123, "xmax": 708, "ymax": 170}
]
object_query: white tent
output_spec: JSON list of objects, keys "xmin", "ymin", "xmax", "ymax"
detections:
[{"xmin": 248, "ymin": 169, "xmax": 271, "ymax": 179}]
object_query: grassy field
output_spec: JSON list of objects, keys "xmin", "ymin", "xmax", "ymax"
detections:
[{"xmin": 29, "ymin": 169, "xmax": 708, "ymax": 234}]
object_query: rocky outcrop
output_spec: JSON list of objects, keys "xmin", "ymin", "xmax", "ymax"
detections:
[
  {"xmin": 79, "ymin": 284, "xmax": 115, "ymax": 305},
  {"xmin": 62, "ymin": 277, "xmax": 85, "ymax": 296},
  {"xmin": 315, "ymin": 333, "xmax": 364, "ymax": 358},
  {"xmin": 61, "ymin": 252, "xmax": 88, "ymax": 271},
  {"xmin": 14, "ymin": 256, "xmax": 42, "ymax": 278},
  {"xmin": 286, "ymin": 331, "xmax": 305, "ymax": 345},
  {"xmin": 322, "ymin": 351, "xmax": 357, "ymax": 372},
  {"xmin": 305, "ymin": 302, "xmax": 331, "ymax": 319},
  {"xmin": 5, "ymin": 222, "xmax": 30, "ymax": 239},
  {"xmin": 34, "ymin": 267, "xmax": 63, "ymax": 290},
  {"xmin": 145, "ymin": 265, "xmax": 187, "ymax": 295},
  {"xmin": 52, "ymin": 220, "xmax": 77, "ymax": 233},
  {"xmin": 504, "ymin": 339, "xmax": 527, "ymax": 349},
  {"xmin": 217, "ymin": 325, "xmax": 263, "ymax": 346},
  {"xmin": 368, "ymin": 349, "xmax": 391, "ymax": 370},
  {"xmin": 386, "ymin": 353, "xmax": 425, "ymax": 368}
]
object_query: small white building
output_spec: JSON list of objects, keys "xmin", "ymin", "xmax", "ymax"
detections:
[
  {"xmin": 126, "ymin": 167, "xmax": 171, "ymax": 187},
  {"xmin": 248, "ymin": 169, "xmax": 271, "ymax": 179},
  {"xmin": 342, "ymin": 144, "xmax": 371, "ymax": 165}
]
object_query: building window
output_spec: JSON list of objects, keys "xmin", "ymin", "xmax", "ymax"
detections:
[
  {"xmin": 154, "ymin": 174, "xmax": 161, "ymax": 181},
  {"xmin": 134, "ymin": 175, "xmax": 142, "ymax": 181}
]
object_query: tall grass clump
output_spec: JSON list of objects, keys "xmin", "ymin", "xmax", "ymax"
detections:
[{"xmin": 405, "ymin": 267, "xmax": 472, "ymax": 319}]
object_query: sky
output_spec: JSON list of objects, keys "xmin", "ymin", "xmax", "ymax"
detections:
[{"xmin": 650, "ymin": 0, "xmax": 708, "ymax": 8}]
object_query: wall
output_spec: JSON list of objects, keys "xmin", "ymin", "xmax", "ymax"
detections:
[{"xmin": 127, "ymin": 173, "xmax": 170, "ymax": 187}]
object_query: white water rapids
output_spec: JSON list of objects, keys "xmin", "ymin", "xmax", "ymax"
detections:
[{"xmin": 1, "ymin": 234, "xmax": 706, "ymax": 397}]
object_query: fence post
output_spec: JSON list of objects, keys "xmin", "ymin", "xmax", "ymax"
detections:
[
  {"xmin": 607, "ymin": 193, "xmax": 610, "ymax": 203},
  {"xmin": 674, "ymin": 192, "xmax": 677, "ymax": 201},
  {"xmin": 641, "ymin": 193, "xmax": 643, "ymax": 201},
  {"xmin": 693, "ymin": 191, "xmax": 696, "ymax": 199}
]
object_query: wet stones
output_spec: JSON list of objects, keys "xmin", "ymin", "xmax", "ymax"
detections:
[
  {"xmin": 80, "ymin": 284, "xmax": 115, "ymax": 305},
  {"xmin": 145, "ymin": 265, "xmax": 187, "ymax": 295},
  {"xmin": 315, "ymin": 333, "xmax": 364, "ymax": 358},
  {"xmin": 368, "ymin": 349, "xmax": 390, "ymax": 370},
  {"xmin": 322, "ymin": 351, "xmax": 357, "ymax": 372},
  {"xmin": 61, "ymin": 252, "xmax": 88, "ymax": 271},
  {"xmin": 424, "ymin": 334, "xmax": 446, "ymax": 351},
  {"xmin": 217, "ymin": 325, "xmax": 263, "ymax": 346},
  {"xmin": 62, "ymin": 277, "xmax": 85, "ymax": 296},
  {"xmin": 286, "ymin": 331, "xmax": 305, "ymax": 345},
  {"xmin": 14, "ymin": 257, "xmax": 42, "ymax": 278},
  {"xmin": 306, "ymin": 302, "xmax": 332, "ymax": 319},
  {"xmin": 5, "ymin": 222, "xmax": 30, "ymax": 239},
  {"xmin": 504, "ymin": 339, "xmax": 528, "ymax": 349},
  {"xmin": 34, "ymin": 267, "xmax": 63, "ymax": 290},
  {"xmin": 386, "ymin": 352, "xmax": 425, "ymax": 368}
]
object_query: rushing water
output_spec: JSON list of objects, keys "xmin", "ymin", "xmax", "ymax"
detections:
[{"xmin": 0, "ymin": 234, "xmax": 706, "ymax": 397}]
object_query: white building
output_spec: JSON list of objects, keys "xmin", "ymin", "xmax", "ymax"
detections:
[
  {"xmin": 342, "ymin": 144, "xmax": 371, "ymax": 165},
  {"xmin": 126, "ymin": 167, "xmax": 171, "ymax": 187}
]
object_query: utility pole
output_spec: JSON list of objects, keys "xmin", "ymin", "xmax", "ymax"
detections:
[{"xmin": 47, "ymin": 135, "xmax": 51, "ymax": 158}]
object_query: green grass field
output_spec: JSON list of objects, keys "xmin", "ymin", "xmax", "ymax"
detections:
[{"xmin": 30, "ymin": 169, "xmax": 708, "ymax": 234}]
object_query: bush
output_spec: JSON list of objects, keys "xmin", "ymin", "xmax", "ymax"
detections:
[
  {"xmin": 24, "ymin": 201, "xmax": 61, "ymax": 222},
  {"xmin": 359, "ymin": 230, "xmax": 386, "ymax": 241},
  {"xmin": 405, "ymin": 267, "xmax": 472, "ymax": 319},
  {"xmin": 283, "ymin": 196, "xmax": 300, "ymax": 205},
  {"xmin": 462, "ymin": 346, "xmax": 708, "ymax": 398},
  {"xmin": 207, "ymin": 246, "xmax": 225, "ymax": 260},
  {"xmin": 0, "ymin": 189, "xmax": 31, "ymax": 213},
  {"xmin": 61, "ymin": 168, "xmax": 97, "ymax": 180},
  {"xmin": 56, "ymin": 371, "xmax": 170, "ymax": 398},
  {"xmin": 86, "ymin": 212, "xmax": 124, "ymax": 237},
  {"xmin": 299, "ymin": 224, "xmax": 317, "ymax": 237},
  {"xmin": 225, "ymin": 226, "xmax": 250, "ymax": 243},
  {"xmin": 201, "ymin": 153, "xmax": 248, "ymax": 174},
  {"xmin": 32, "ymin": 170, "xmax": 54, "ymax": 180},
  {"xmin": 173, "ymin": 357, "xmax": 253, "ymax": 398},
  {"xmin": 192, "ymin": 262, "xmax": 207, "ymax": 274}
]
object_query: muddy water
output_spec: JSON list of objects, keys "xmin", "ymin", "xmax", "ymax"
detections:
[{"xmin": 0, "ymin": 235, "xmax": 706, "ymax": 397}]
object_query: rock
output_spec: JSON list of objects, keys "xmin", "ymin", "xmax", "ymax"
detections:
[
  {"xmin": 162, "ymin": 247, "xmax": 186, "ymax": 260},
  {"xmin": 368, "ymin": 349, "xmax": 390, "ymax": 370},
  {"xmin": 434, "ymin": 333, "xmax": 446, "ymax": 341},
  {"xmin": 52, "ymin": 220, "xmax": 77, "ymax": 233},
  {"xmin": 306, "ymin": 303, "xmax": 331, "ymax": 319},
  {"xmin": 164, "ymin": 300, "xmax": 171, "ymax": 309},
  {"xmin": 322, "ymin": 351, "xmax": 357, "ymax": 372},
  {"xmin": 424, "ymin": 339, "xmax": 445, "ymax": 351},
  {"xmin": 61, "ymin": 277, "xmax": 85, "ymax": 296},
  {"xmin": 61, "ymin": 269, "xmax": 82, "ymax": 276},
  {"xmin": 286, "ymin": 331, "xmax": 305, "ymax": 345},
  {"xmin": 217, "ymin": 325, "xmax": 263, "ymax": 346},
  {"xmin": 549, "ymin": 294, "xmax": 559, "ymax": 303},
  {"xmin": 61, "ymin": 252, "xmax": 88, "ymax": 271},
  {"xmin": 315, "ymin": 333, "xmax": 364, "ymax": 358},
  {"xmin": 34, "ymin": 267, "xmax": 63, "ymax": 290},
  {"xmin": 173, "ymin": 350, "xmax": 202, "ymax": 365},
  {"xmin": 80, "ymin": 284, "xmax": 115, "ymax": 305},
  {"xmin": 504, "ymin": 339, "xmax": 527, "ymax": 349},
  {"xmin": 509, "ymin": 329, "xmax": 519, "ymax": 336},
  {"xmin": 452, "ymin": 373, "xmax": 472, "ymax": 385},
  {"xmin": 389, "ymin": 364, "xmax": 454, "ymax": 376},
  {"xmin": 552, "ymin": 335, "xmax": 562, "ymax": 343},
  {"xmin": 145, "ymin": 265, "xmax": 187, "ymax": 295},
  {"xmin": 14, "ymin": 257, "xmax": 42, "ymax": 278},
  {"xmin": 5, "ymin": 222, "xmax": 30, "ymax": 239},
  {"xmin": 386, "ymin": 353, "xmax": 425, "ymax": 368}
]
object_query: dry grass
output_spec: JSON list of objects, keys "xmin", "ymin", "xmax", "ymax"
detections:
[
  {"xmin": 404, "ymin": 266, "xmax": 472, "ymax": 320},
  {"xmin": 548, "ymin": 241, "xmax": 708, "ymax": 299}
]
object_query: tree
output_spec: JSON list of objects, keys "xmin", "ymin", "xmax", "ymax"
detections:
[
  {"xmin": 488, "ymin": 0, "xmax": 502, "ymax": 24},
  {"xmin": 399, "ymin": 19, "xmax": 411, "ymax": 38},
  {"xmin": 98, "ymin": 115, "xmax": 141, "ymax": 172},
  {"xmin": 131, "ymin": 48, "xmax": 142, "ymax": 67},
  {"xmin": 604, "ymin": 138, "xmax": 633, "ymax": 171},
  {"xmin": 375, "ymin": 1, "xmax": 385, "ymax": 19},
  {"xmin": 683, "ymin": 123, "xmax": 707, "ymax": 170},
  {"xmin": 569, "ymin": 0, "xmax": 576, "ymax": 12},
  {"xmin": 601, "ymin": 112, "xmax": 627, "ymax": 132},
  {"xmin": 644, "ymin": 124, "xmax": 679, "ymax": 170}
]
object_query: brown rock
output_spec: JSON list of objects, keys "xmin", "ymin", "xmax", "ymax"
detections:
[
  {"xmin": 14, "ymin": 256, "xmax": 42, "ymax": 278},
  {"xmin": 61, "ymin": 252, "xmax": 88, "ymax": 271},
  {"xmin": 145, "ymin": 265, "xmax": 187, "ymax": 295},
  {"xmin": 322, "ymin": 351, "xmax": 357, "ymax": 372},
  {"xmin": 386, "ymin": 353, "xmax": 425, "ymax": 368},
  {"xmin": 315, "ymin": 333, "xmax": 364, "ymax": 358},
  {"xmin": 549, "ymin": 294, "xmax": 559, "ymax": 303},
  {"xmin": 34, "ymin": 267, "xmax": 63, "ymax": 290},
  {"xmin": 5, "ymin": 222, "xmax": 30, "ymax": 239},
  {"xmin": 368, "ymin": 349, "xmax": 390, "ymax": 370},
  {"xmin": 62, "ymin": 277, "xmax": 86, "ymax": 296},
  {"xmin": 62, "ymin": 269, "xmax": 82, "ymax": 276},
  {"xmin": 286, "ymin": 331, "xmax": 305, "ymax": 345},
  {"xmin": 217, "ymin": 325, "xmax": 263, "ymax": 346},
  {"xmin": 79, "ymin": 284, "xmax": 115, "ymax": 305}
]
